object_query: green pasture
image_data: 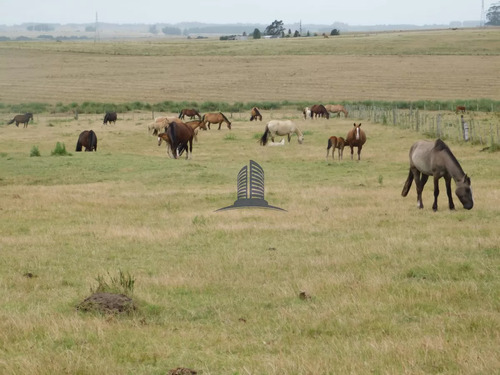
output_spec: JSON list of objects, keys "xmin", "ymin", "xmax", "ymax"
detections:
[{"xmin": 0, "ymin": 110, "xmax": 498, "ymax": 374}]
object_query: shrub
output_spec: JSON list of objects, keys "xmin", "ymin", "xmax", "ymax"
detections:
[
  {"xmin": 30, "ymin": 145, "xmax": 41, "ymax": 157},
  {"xmin": 51, "ymin": 142, "xmax": 70, "ymax": 156},
  {"xmin": 91, "ymin": 270, "xmax": 135, "ymax": 295}
]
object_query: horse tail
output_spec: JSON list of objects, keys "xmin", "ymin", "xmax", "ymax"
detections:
[
  {"xmin": 166, "ymin": 123, "xmax": 177, "ymax": 157},
  {"xmin": 76, "ymin": 140, "xmax": 82, "ymax": 152},
  {"xmin": 259, "ymin": 125, "xmax": 269, "ymax": 146},
  {"xmin": 88, "ymin": 130, "xmax": 97, "ymax": 151},
  {"xmin": 401, "ymin": 170, "xmax": 414, "ymax": 197},
  {"xmin": 178, "ymin": 110, "xmax": 183, "ymax": 119},
  {"xmin": 327, "ymin": 138, "xmax": 333, "ymax": 150},
  {"xmin": 7, "ymin": 118, "xmax": 15, "ymax": 125}
]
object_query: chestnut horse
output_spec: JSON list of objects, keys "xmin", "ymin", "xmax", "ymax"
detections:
[
  {"xmin": 325, "ymin": 104, "xmax": 348, "ymax": 118},
  {"xmin": 455, "ymin": 106, "xmax": 466, "ymax": 114},
  {"xmin": 201, "ymin": 112, "xmax": 231, "ymax": 130},
  {"xmin": 401, "ymin": 139, "xmax": 473, "ymax": 211},
  {"xmin": 310, "ymin": 104, "xmax": 330, "ymax": 119},
  {"xmin": 7, "ymin": 113, "xmax": 33, "ymax": 128},
  {"xmin": 346, "ymin": 123, "xmax": 366, "ymax": 160},
  {"xmin": 250, "ymin": 107, "xmax": 262, "ymax": 121},
  {"xmin": 165, "ymin": 121, "xmax": 195, "ymax": 159},
  {"xmin": 76, "ymin": 130, "xmax": 97, "ymax": 152},
  {"xmin": 326, "ymin": 136, "xmax": 346, "ymax": 160},
  {"xmin": 179, "ymin": 108, "xmax": 201, "ymax": 120}
]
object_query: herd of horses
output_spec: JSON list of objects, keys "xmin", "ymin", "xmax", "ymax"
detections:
[{"xmin": 5, "ymin": 105, "xmax": 474, "ymax": 211}]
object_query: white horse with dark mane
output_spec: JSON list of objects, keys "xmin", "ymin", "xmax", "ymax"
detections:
[{"xmin": 259, "ymin": 120, "xmax": 304, "ymax": 146}]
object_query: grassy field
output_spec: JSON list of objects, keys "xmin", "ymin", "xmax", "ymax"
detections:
[
  {"xmin": 0, "ymin": 29, "xmax": 499, "ymax": 375},
  {"xmin": 1, "ymin": 28, "xmax": 500, "ymax": 105}
]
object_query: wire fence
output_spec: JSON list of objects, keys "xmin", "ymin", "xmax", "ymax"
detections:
[{"xmin": 347, "ymin": 105, "xmax": 500, "ymax": 146}]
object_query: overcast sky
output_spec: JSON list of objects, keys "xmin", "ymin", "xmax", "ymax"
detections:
[{"xmin": 0, "ymin": 0, "xmax": 488, "ymax": 26}]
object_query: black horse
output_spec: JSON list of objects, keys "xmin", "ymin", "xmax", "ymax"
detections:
[
  {"xmin": 76, "ymin": 130, "xmax": 97, "ymax": 152},
  {"xmin": 103, "ymin": 112, "xmax": 117, "ymax": 125},
  {"xmin": 8, "ymin": 113, "xmax": 33, "ymax": 128}
]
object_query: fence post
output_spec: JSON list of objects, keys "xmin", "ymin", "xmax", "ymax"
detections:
[
  {"xmin": 437, "ymin": 114, "xmax": 441, "ymax": 138},
  {"xmin": 461, "ymin": 115, "xmax": 469, "ymax": 141}
]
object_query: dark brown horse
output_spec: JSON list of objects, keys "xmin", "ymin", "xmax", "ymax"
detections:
[
  {"xmin": 250, "ymin": 107, "xmax": 262, "ymax": 121},
  {"xmin": 76, "ymin": 130, "xmax": 97, "ymax": 152},
  {"xmin": 310, "ymin": 104, "xmax": 330, "ymax": 119},
  {"xmin": 179, "ymin": 108, "xmax": 201, "ymax": 120},
  {"xmin": 8, "ymin": 113, "xmax": 33, "ymax": 128},
  {"xmin": 103, "ymin": 112, "xmax": 117, "ymax": 125},
  {"xmin": 455, "ymin": 106, "xmax": 466, "ymax": 114},
  {"xmin": 201, "ymin": 112, "xmax": 232, "ymax": 130},
  {"xmin": 402, "ymin": 139, "xmax": 473, "ymax": 211},
  {"xmin": 166, "ymin": 122, "xmax": 195, "ymax": 159},
  {"xmin": 346, "ymin": 123, "xmax": 366, "ymax": 160},
  {"xmin": 326, "ymin": 136, "xmax": 346, "ymax": 160}
]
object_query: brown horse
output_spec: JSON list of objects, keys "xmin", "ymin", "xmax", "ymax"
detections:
[
  {"xmin": 250, "ymin": 107, "xmax": 262, "ymax": 121},
  {"xmin": 325, "ymin": 104, "xmax": 348, "ymax": 118},
  {"xmin": 401, "ymin": 139, "xmax": 473, "ymax": 211},
  {"xmin": 103, "ymin": 111, "xmax": 117, "ymax": 125},
  {"xmin": 179, "ymin": 108, "xmax": 201, "ymax": 120},
  {"xmin": 310, "ymin": 104, "xmax": 330, "ymax": 119},
  {"xmin": 346, "ymin": 123, "xmax": 366, "ymax": 160},
  {"xmin": 184, "ymin": 120, "xmax": 207, "ymax": 141},
  {"xmin": 8, "ymin": 113, "xmax": 33, "ymax": 128},
  {"xmin": 455, "ymin": 106, "xmax": 466, "ymax": 113},
  {"xmin": 76, "ymin": 130, "xmax": 97, "ymax": 152},
  {"xmin": 201, "ymin": 112, "xmax": 232, "ymax": 130},
  {"xmin": 326, "ymin": 136, "xmax": 346, "ymax": 160},
  {"xmin": 166, "ymin": 121, "xmax": 195, "ymax": 159}
]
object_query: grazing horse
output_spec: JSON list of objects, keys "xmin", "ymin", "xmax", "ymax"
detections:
[
  {"xmin": 8, "ymin": 113, "xmax": 33, "ymax": 128},
  {"xmin": 179, "ymin": 108, "xmax": 201, "ymax": 120},
  {"xmin": 76, "ymin": 130, "xmax": 97, "ymax": 152},
  {"xmin": 259, "ymin": 120, "xmax": 304, "ymax": 146},
  {"xmin": 325, "ymin": 104, "xmax": 348, "ymax": 118},
  {"xmin": 455, "ymin": 106, "xmax": 466, "ymax": 114},
  {"xmin": 303, "ymin": 107, "xmax": 311, "ymax": 119},
  {"xmin": 103, "ymin": 111, "xmax": 117, "ymax": 125},
  {"xmin": 250, "ymin": 107, "xmax": 262, "ymax": 121},
  {"xmin": 310, "ymin": 104, "xmax": 330, "ymax": 119},
  {"xmin": 401, "ymin": 139, "xmax": 473, "ymax": 211},
  {"xmin": 184, "ymin": 120, "xmax": 207, "ymax": 142},
  {"xmin": 326, "ymin": 136, "xmax": 346, "ymax": 160},
  {"xmin": 346, "ymin": 123, "xmax": 366, "ymax": 160},
  {"xmin": 201, "ymin": 112, "xmax": 232, "ymax": 130},
  {"xmin": 166, "ymin": 122, "xmax": 195, "ymax": 159}
]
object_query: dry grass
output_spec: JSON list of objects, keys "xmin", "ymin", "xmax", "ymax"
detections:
[
  {"xmin": 0, "ymin": 28, "xmax": 499, "ymax": 105},
  {"xmin": 1, "ymin": 110, "xmax": 499, "ymax": 374},
  {"xmin": 0, "ymin": 29, "xmax": 499, "ymax": 374}
]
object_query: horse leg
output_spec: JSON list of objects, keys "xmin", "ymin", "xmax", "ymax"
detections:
[
  {"xmin": 357, "ymin": 146, "xmax": 362, "ymax": 160},
  {"xmin": 287, "ymin": 134, "xmax": 291, "ymax": 143},
  {"xmin": 432, "ymin": 176, "xmax": 441, "ymax": 211},
  {"xmin": 350, "ymin": 146, "xmax": 354, "ymax": 160},
  {"xmin": 218, "ymin": 122, "xmax": 222, "ymax": 130},
  {"xmin": 413, "ymin": 170, "xmax": 427, "ymax": 209},
  {"xmin": 444, "ymin": 176, "xmax": 455, "ymax": 210}
]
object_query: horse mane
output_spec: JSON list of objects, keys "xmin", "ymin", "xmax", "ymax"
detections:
[
  {"xmin": 219, "ymin": 112, "xmax": 230, "ymax": 122},
  {"xmin": 434, "ymin": 139, "xmax": 465, "ymax": 174}
]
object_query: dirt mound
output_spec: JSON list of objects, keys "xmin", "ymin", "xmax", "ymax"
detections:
[
  {"xmin": 77, "ymin": 292, "xmax": 136, "ymax": 314},
  {"xmin": 167, "ymin": 368, "xmax": 197, "ymax": 375}
]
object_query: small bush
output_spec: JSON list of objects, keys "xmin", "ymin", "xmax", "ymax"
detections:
[
  {"xmin": 51, "ymin": 142, "xmax": 70, "ymax": 156},
  {"xmin": 91, "ymin": 270, "xmax": 135, "ymax": 295},
  {"xmin": 30, "ymin": 145, "xmax": 41, "ymax": 157}
]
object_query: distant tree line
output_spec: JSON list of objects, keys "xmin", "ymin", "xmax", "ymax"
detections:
[{"xmin": 486, "ymin": 2, "xmax": 500, "ymax": 25}]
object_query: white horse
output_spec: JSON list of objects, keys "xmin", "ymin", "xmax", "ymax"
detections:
[
  {"xmin": 259, "ymin": 120, "xmax": 304, "ymax": 146},
  {"xmin": 303, "ymin": 107, "xmax": 311, "ymax": 119}
]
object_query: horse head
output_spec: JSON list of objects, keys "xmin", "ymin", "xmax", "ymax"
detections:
[
  {"xmin": 455, "ymin": 174, "xmax": 473, "ymax": 210},
  {"xmin": 298, "ymin": 135, "xmax": 304, "ymax": 144}
]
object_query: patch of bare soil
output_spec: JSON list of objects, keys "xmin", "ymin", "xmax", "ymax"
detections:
[{"xmin": 77, "ymin": 292, "xmax": 136, "ymax": 314}]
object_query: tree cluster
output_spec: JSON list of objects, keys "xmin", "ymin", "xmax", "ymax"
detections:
[{"xmin": 486, "ymin": 2, "xmax": 500, "ymax": 25}]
